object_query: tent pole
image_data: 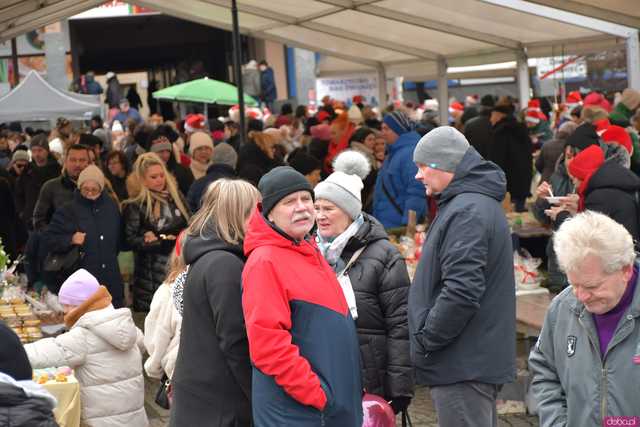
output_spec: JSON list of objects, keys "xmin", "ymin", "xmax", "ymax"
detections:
[
  {"xmin": 627, "ymin": 30, "xmax": 640, "ymax": 90},
  {"xmin": 437, "ymin": 58, "xmax": 448, "ymax": 127},
  {"xmin": 204, "ymin": 102, "xmax": 208, "ymax": 124},
  {"xmin": 11, "ymin": 38, "xmax": 19, "ymax": 88},
  {"xmin": 231, "ymin": 0, "xmax": 246, "ymax": 146},
  {"xmin": 517, "ymin": 49, "xmax": 531, "ymax": 110}
]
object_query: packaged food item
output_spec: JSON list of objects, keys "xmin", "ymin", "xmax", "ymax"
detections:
[{"xmin": 23, "ymin": 319, "xmax": 41, "ymax": 327}]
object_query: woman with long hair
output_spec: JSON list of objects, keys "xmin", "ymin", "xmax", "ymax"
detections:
[
  {"xmin": 170, "ymin": 179, "xmax": 259, "ymax": 427},
  {"xmin": 104, "ymin": 150, "xmax": 130, "ymax": 203},
  {"xmin": 123, "ymin": 152, "xmax": 190, "ymax": 312}
]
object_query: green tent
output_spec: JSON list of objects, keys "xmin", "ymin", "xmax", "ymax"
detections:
[{"xmin": 152, "ymin": 77, "xmax": 258, "ymax": 106}]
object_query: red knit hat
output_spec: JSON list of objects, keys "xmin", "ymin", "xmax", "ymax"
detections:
[
  {"xmin": 583, "ymin": 92, "xmax": 612, "ymax": 112},
  {"xmin": 569, "ymin": 145, "xmax": 604, "ymax": 182},
  {"xmin": 602, "ymin": 125, "xmax": 633, "ymax": 154}
]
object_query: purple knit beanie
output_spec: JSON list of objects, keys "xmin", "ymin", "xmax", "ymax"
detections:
[{"xmin": 58, "ymin": 269, "xmax": 100, "ymax": 306}]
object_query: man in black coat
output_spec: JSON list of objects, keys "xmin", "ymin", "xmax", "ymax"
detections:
[
  {"xmin": 489, "ymin": 103, "xmax": 533, "ymax": 212},
  {"xmin": 410, "ymin": 127, "xmax": 515, "ymax": 426},
  {"xmin": 463, "ymin": 94, "xmax": 494, "ymax": 159},
  {"xmin": 14, "ymin": 135, "xmax": 61, "ymax": 230},
  {"xmin": 32, "ymin": 144, "xmax": 90, "ymax": 230},
  {"xmin": 186, "ymin": 142, "xmax": 237, "ymax": 212}
]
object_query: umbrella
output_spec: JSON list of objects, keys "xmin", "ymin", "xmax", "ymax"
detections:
[{"xmin": 152, "ymin": 77, "xmax": 258, "ymax": 106}]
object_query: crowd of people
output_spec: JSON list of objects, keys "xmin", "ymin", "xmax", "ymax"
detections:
[{"xmin": 1, "ymin": 83, "xmax": 640, "ymax": 427}]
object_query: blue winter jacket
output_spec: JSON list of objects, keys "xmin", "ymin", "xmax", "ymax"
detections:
[
  {"xmin": 260, "ymin": 68, "xmax": 277, "ymax": 102},
  {"xmin": 373, "ymin": 131, "xmax": 427, "ymax": 228}
]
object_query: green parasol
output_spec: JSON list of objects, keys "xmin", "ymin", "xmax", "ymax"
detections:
[{"xmin": 152, "ymin": 77, "xmax": 258, "ymax": 106}]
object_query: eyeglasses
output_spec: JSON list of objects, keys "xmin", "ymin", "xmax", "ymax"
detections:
[{"xmin": 81, "ymin": 187, "xmax": 101, "ymax": 196}]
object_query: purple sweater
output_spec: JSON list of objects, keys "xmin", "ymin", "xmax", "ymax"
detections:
[{"xmin": 593, "ymin": 267, "xmax": 638, "ymax": 357}]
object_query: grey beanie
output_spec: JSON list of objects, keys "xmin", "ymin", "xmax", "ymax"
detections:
[
  {"xmin": 314, "ymin": 171, "xmax": 363, "ymax": 220},
  {"xmin": 413, "ymin": 126, "xmax": 470, "ymax": 173},
  {"xmin": 212, "ymin": 142, "xmax": 238, "ymax": 169}
]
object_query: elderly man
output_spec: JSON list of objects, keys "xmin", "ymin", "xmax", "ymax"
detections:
[
  {"xmin": 242, "ymin": 166, "xmax": 362, "ymax": 426},
  {"xmin": 529, "ymin": 211, "xmax": 640, "ymax": 426},
  {"xmin": 409, "ymin": 126, "xmax": 516, "ymax": 426}
]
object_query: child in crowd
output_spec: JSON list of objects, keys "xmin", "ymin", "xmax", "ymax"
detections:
[{"xmin": 24, "ymin": 269, "xmax": 148, "ymax": 427}]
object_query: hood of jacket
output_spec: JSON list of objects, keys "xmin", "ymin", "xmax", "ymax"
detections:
[
  {"xmin": 243, "ymin": 206, "xmax": 317, "ymax": 258},
  {"xmin": 0, "ymin": 372, "xmax": 57, "ymax": 410},
  {"xmin": 74, "ymin": 307, "xmax": 138, "ymax": 351},
  {"xmin": 586, "ymin": 159, "xmax": 640, "ymax": 195},
  {"xmin": 437, "ymin": 147, "xmax": 507, "ymax": 205},
  {"xmin": 182, "ymin": 231, "xmax": 245, "ymax": 266}
]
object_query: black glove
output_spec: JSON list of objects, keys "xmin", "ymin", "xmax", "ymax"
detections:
[{"xmin": 389, "ymin": 396, "xmax": 412, "ymax": 414}]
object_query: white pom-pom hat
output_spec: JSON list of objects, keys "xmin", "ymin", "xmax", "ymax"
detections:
[{"xmin": 315, "ymin": 150, "xmax": 371, "ymax": 219}]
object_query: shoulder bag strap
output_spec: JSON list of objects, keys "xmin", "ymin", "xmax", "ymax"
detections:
[
  {"xmin": 340, "ymin": 246, "xmax": 366, "ymax": 276},
  {"xmin": 381, "ymin": 177, "xmax": 404, "ymax": 217}
]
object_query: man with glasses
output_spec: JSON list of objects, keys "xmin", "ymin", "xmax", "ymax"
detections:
[{"xmin": 530, "ymin": 211, "xmax": 640, "ymax": 426}]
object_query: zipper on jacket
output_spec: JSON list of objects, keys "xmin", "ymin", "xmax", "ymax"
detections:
[
  {"xmin": 600, "ymin": 367, "xmax": 607, "ymax": 419},
  {"xmin": 320, "ymin": 411, "xmax": 326, "ymax": 426}
]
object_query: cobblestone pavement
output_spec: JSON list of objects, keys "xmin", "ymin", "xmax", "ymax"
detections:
[{"xmin": 144, "ymin": 379, "xmax": 539, "ymax": 427}]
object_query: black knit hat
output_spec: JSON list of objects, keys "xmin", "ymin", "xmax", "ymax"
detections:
[
  {"xmin": 0, "ymin": 322, "xmax": 32, "ymax": 380},
  {"xmin": 29, "ymin": 133, "xmax": 49, "ymax": 151},
  {"xmin": 258, "ymin": 166, "xmax": 313, "ymax": 216},
  {"xmin": 288, "ymin": 150, "xmax": 321, "ymax": 176},
  {"xmin": 565, "ymin": 123, "xmax": 600, "ymax": 152}
]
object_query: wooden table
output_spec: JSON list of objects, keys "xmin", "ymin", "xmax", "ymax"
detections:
[{"xmin": 516, "ymin": 292, "xmax": 552, "ymax": 337}]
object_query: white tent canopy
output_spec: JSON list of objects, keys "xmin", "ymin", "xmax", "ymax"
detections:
[
  {"xmin": 0, "ymin": 0, "xmax": 638, "ymax": 121},
  {"xmin": 0, "ymin": 70, "xmax": 101, "ymax": 122}
]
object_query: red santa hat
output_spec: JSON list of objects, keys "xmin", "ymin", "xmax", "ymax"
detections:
[
  {"xmin": 584, "ymin": 92, "xmax": 612, "ymax": 112},
  {"xmin": 526, "ymin": 109, "xmax": 547, "ymax": 125},
  {"xmin": 449, "ymin": 101, "xmax": 464, "ymax": 114},
  {"xmin": 593, "ymin": 118, "xmax": 611, "ymax": 136},
  {"xmin": 352, "ymin": 95, "xmax": 364, "ymax": 105},
  {"xmin": 527, "ymin": 99, "xmax": 541, "ymax": 112},
  {"xmin": 566, "ymin": 91, "xmax": 582, "ymax": 107},
  {"xmin": 602, "ymin": 125, "xmax": 633, "ymax": 154},
  {"xmin": 185, "ymin": 114, "xmax": 206, "ymax": 133}
]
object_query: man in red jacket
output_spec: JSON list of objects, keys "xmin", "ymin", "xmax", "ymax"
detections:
[{"xmin": 242, "ymin": 166, "xmax": 363, "ymax": 426}]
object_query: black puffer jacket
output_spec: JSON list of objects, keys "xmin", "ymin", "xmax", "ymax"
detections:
[
  {"xmin": 170, "ymin": 233, "xmax": 251, "ymax": 427},
  {"xmin": 0, "ymin": 382, "xmax": 57, "ymax": 427},
  {"xmin": 338, "ymin": 213, "xmax": 414, "ymax": 401},
  {"xmin": 123, "ymin": 197, "xmax": 189, "ymax": 311},
  {"xmin": 560, "ymin": 160, "xmax": 640, "ymax": 241},
  {"xmin": 167, "ymin": 158, "xmax": 194, "ymax": 197}
]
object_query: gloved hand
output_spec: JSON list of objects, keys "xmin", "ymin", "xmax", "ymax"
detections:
[{"xmin": 390, "ymin": 396, "xmax": 412, "ymax": 414}]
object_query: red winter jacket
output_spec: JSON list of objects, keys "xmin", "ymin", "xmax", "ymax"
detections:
[{"xmin": 242, "ymin": 209, "xmax": 363, "ymax": 426}]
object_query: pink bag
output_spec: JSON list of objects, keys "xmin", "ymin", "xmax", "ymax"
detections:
[{"xmin": 362, "ymin": 393, "xmax": 396, "ymax": 427}]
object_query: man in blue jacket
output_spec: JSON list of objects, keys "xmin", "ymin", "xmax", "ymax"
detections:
[
  {"xmin": 409, "ymin": 126, "xmax": 516, "ymax": 426},
  {"xmin": 259, "ymin": 60, "xmax": 277, "ymax": 112},
  {"xmin": 373, "ymin": 111, "xmax": 427, "ymax": 228}
]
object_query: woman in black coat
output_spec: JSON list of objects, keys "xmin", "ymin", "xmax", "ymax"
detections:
[
  {"xmin": 42, "ymin": 165, "xmax": 125, "ymax": 306},
  {"xmin": 236, "ymin": 131, "xmax": 283, "ymax": 185},
  {"xmin": 170, "ymin": 179, "xmax": 260, "ymax": 427},
  {"xmin": 104, "ymin": 150, "xmax": 130, "ymax": 203},
  {"xmin": 123, "ymin": 153, "xmax": 190, "ymax": 312},
  {"xmin": 314, "ymin": 152, "xmax": 414, "ymax": 415}
]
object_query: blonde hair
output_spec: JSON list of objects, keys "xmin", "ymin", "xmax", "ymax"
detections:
[
  {"xmin": 186, "ymin": 179, "xmax": 260, "ymax": 245},
  {"xmin": 124, "ymin": 152, "xmax": 191, "ymax": 221},
  {"xmin": 580, "ymin": 106, "xmax": 608, "ymax": 123},
  {"xmin": 165, "ymin": 250, "xmax": 186, "ymax": 284}
]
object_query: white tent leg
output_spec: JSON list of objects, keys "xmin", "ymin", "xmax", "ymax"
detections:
[
  {"xmin": 627, "ymin": 30, "xmax": 640, "ymax": 90},
  {"xmin": 377, "ymin": 65, "xmax": 387, "ymax": 108},
  {"xmin": 437, "ymin": 58, "xmax": 448, "ymax": 126},
  {"xmin": 517, "ymin": 50, "xmax": 530, "ymax": 110}
]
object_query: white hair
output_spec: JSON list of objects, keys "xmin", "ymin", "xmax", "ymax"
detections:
[{"xmin": 554, "ymin": 211, "xmax": 636, "ymax": 274}]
